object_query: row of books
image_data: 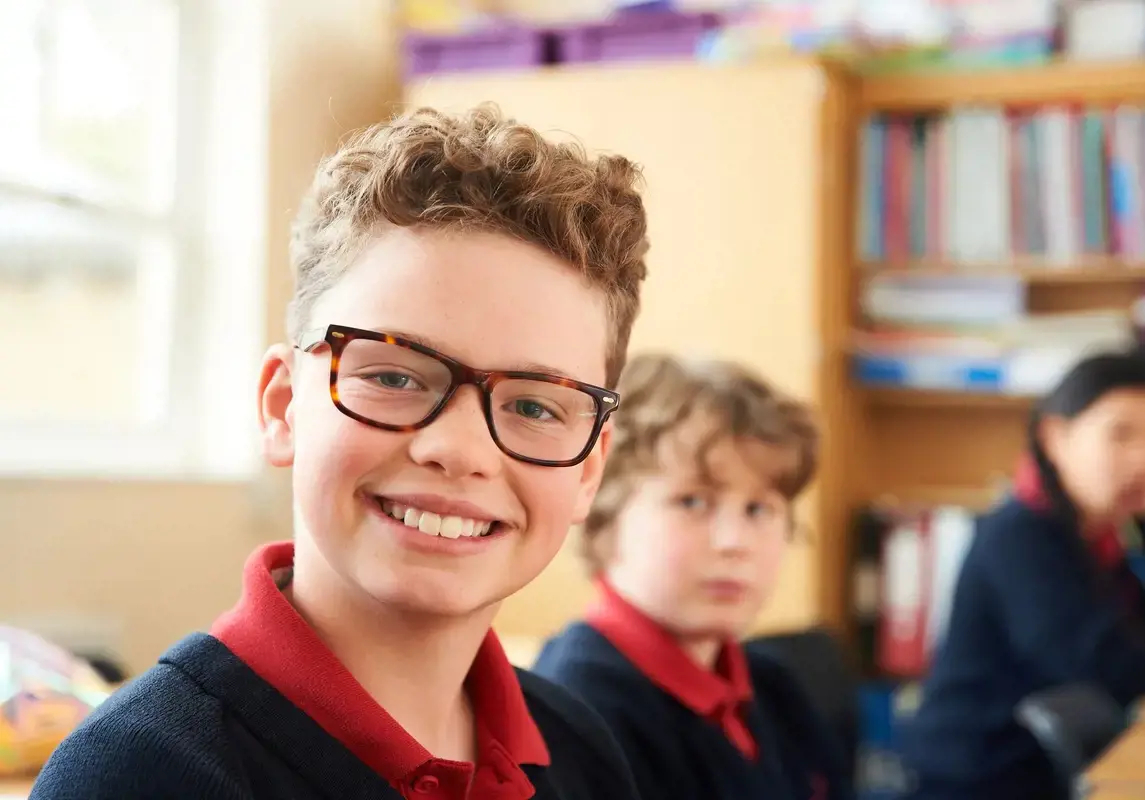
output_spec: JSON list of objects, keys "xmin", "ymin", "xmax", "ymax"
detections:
[
  {"xmin": 855, "ymin": 106, "xmax": 1145, "ymax": 266},
  {"xmin": 853, "ymin": 273, "xmax": 1137, "ymax": 393},
  {"xmin": 852, "ymin": 503, "xmax": 979, "ymax": 679}
]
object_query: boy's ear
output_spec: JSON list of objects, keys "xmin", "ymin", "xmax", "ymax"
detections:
[
  {"xmin": 258, "ymin": 344, "xmax": 296, "ymax": 468},
  {"xmin": 571, "ymin": 420, "xmax": 613, "ymax": 524}
]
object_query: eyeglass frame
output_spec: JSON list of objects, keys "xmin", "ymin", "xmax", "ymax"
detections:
[{"xmin": 295, "ymin": 323, "xmax": 620, "ymax": 468}]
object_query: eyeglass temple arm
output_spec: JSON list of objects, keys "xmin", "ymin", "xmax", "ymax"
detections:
[{"xmin": 296, "ymin": 328, "xmax": 328, "ymax": 351}]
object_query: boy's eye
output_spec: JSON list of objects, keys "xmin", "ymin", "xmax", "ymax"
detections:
[
  {"xmin": 510, "ymin": 398, "xmax": 557, "ymax": 422},
  {"xmin": 366, "ymin": 371, "xmax": 425, "ymax": 391},
  {"xmin": 746, "ymin": 501, "xmax": 770, "ymax": 518},
  {"xmin": 676, "ymin": 494, "xmax": 709, "ymax": 511},
  {"xmin": 747, "ymin": 500, "xmax": 784, "ymax": 520}
]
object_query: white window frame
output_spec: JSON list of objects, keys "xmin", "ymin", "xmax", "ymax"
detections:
[{"xmin": 0, "ymin": 0, "xmax": 267, "ymax": 481}]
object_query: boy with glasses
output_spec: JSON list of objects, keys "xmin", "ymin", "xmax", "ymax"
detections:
[{"xmin": 31, "ymin": 105, "xmax": 648, "ymax": 800}]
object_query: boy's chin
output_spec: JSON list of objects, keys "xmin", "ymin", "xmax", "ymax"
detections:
[
  {"xmin": 353, "ymin": 570, "xmax": 505, "ymax": 619},
  {"xmin": 683, "ymin": 609, "xmax": 759, "ymax": 642}
]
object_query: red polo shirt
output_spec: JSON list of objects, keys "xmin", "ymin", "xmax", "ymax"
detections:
[
  {"xmin": 584, "ymin": 580, "xmax": 758, "ymax": 760},
  {"xmin": 210, "ymin": 542, "xmax": 550, "ymax": 800}
]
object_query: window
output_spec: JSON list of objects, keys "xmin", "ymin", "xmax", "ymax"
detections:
[{"xmin": 0, "ymin": 0, "xmax": 266, "ymax": 478}]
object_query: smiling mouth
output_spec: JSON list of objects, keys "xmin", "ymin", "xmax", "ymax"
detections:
[{"xmin": 375, "ymin": 497, "xmax": 500, "ymax": 539}]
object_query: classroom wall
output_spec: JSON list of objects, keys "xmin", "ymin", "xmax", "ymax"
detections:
[{"xmin": 0, "ymin": 0, "xmax": 401, "ymax": 675}]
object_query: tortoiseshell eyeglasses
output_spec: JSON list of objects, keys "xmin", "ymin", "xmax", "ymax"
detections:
[{"xmin": 296, "ymin": 324, "xmax": 620, "ymax": 468}]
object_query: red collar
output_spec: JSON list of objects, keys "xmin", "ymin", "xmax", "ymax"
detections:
[
  {"xmin": 585, "ymin": 580, "xmax": 757, "ymax": 759},
  {"xmin": 210, "ymin": 542, "xmax": 548, "ymax": 798},
  {"xmin": 1014, "ymin": 453, "xmax": 1125, "ymax": 569}
]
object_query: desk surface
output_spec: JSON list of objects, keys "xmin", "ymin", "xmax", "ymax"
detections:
[{"xmin": 1087, "ymin": 720, "xmax": 1145, "ymax": 798}]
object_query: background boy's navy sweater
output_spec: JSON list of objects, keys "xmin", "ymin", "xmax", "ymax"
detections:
[
  {"xmin": 901, "ymin": 497, "xmax": 1145, "ymax": 800},
  {"xmin": 30, "ymin": 634, "xmax": 638, "ymax": 800},
  {"xmin": 533, "ymin": 622, "xmax": 854, "ymax": 800}
]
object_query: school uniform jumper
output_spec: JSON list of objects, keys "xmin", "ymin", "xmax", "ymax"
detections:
[
  {"xmin": 901, "ymin": 460, "xmax": 1145, "ymax": 800},
  {"xmin": 532, "ymin": 582, "xmax": 853, "ymax": 800},
  {"xmin": 29, "ymin": 543, "xmax": 640, "ymax": 800}
]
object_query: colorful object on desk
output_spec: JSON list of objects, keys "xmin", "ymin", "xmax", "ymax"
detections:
[{"xmin": 0, "ymin": 626, "xmax": 112, "ymax": 777}]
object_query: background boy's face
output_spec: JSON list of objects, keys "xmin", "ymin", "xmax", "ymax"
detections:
[
  {"xmin": 605, "ymin": 422, "xmax": 794, "ymax": 643},
  {"xmin": 259, "ymin": 227, "xmax": 611, "ymax": 619}
]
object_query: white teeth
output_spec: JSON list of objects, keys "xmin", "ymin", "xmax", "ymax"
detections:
[
  {"xmin": 439, "ymin": 516, "xmax": 463, "ymax": 539},
  {"xmin": 380, "ymin": 500, "xmax": 496, "ymax": 539}
]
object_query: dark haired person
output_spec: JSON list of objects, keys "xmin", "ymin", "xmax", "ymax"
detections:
[{"xmin": 899, "ymin": 350, "xmax": 1145, "ymax": 799}]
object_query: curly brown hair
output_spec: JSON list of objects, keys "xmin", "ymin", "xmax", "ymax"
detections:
[
  {"xmin": 287, "ymin": 103, "xmax": 649, "ymax": 388},
  {"xmin": 582, "ymin": 353, "xmax": 820, "ymax": 572}
]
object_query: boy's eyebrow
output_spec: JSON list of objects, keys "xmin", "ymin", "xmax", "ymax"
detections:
[{"xmin": 374, "ymin": 327, "xmax": 577, "ymax": 379}]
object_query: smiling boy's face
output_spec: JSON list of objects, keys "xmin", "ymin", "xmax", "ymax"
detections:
[{"xmin": 258, "ymin": 226, "xmax": 613, "ymax": 618}]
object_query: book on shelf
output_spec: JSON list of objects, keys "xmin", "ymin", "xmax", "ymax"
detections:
[
  {"xmin": 855, "ymin": 104, "xmax": 1145, "ymax": 267},
  {"xmin": 849, "ymin": 502, "xmax": 978, "ymax": 679},
  {"xmin": 851, "ymin": 268, "xmax": 1137, "ymax": 394}
]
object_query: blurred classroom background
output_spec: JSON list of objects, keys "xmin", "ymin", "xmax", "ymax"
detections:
[{"xmin": 5, "ymin": 0, "xmax": 1145, "ymax": 796}]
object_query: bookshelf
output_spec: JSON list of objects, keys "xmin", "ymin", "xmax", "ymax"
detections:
[
  {"xmin": 401, "ymin": 56, "xmax": 1145, "ymax": 646},
  {"xmin": 851, "ymin": 59, "xmax": 1145, "ymax": 530}
]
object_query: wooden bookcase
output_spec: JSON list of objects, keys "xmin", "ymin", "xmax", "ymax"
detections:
[
  {"xmin": 853, "ymin": 60, "xmax": 1145, "ymax": 515},
  {"xmin": 403, "ymin": 57, "xmax": 1145, "ymax": 646}
]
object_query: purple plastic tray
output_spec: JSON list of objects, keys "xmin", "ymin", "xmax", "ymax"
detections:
[
  {"xmin": 554, "ymin": 10, "xmax": 723, "ymax": 65},
  {"xmin": 403, "ymin": 26, "xmax": 552, "ymax": 78}
]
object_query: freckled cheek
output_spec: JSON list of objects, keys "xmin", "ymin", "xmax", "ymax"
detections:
[
  {"xmin": 656, "ymin": 529, "xmax": 707, "ymax": 583},
  {"xmin": 294, "ymin": 412, "xmax": 409, "ymax": 499},
  {"xmin": 754, "ymin": 535, "xmax": 789, "ymax": 584},
  {"xmin": 513, "ymin": 469, "xmax": 580, "ymax": 536}
]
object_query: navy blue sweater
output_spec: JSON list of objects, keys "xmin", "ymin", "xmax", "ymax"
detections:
[
  {"xmin": 533, "ymin": 622, "xmax": 854, "ymax": 800},
  {"xmin": 901, "ymin": 497, "xmax": 1145, "ymax": 800},
  {"xmin": 29, "ymin": 634, "xmax": 640, "ymax": 800}
]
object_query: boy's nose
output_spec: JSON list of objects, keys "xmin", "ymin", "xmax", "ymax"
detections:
[
  {"xmin": 405, "ymin": 386, "xmax": 503, "ymax": 479},
  {"xmin": 711, "ymin": 518, "xmax": 752, "ymax": 554}
]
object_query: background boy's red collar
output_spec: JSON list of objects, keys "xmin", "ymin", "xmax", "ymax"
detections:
[
  {"xmin": 210, "ymin": 542, "xmax": 548, "ymax": 796},
  {"xmin": 1013, "ymin": 453, "xmax": 1124, "ymax": 568},
  {"xmin": 585, "ymin": 579, "xmax": 757, "ymax": 759}
]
